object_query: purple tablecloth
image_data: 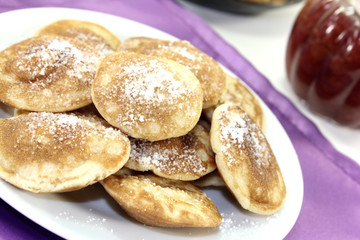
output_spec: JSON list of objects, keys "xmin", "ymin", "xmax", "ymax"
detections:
[{"xmin": 0, "ymin": 0, "xmax": 359, "ymax": 239}]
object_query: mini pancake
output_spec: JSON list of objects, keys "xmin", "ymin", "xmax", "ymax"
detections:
[
  {"xmin": 13, "ymin": 104, "xmax": 101, "ymax": 118},
  {"xmin": 126, "ymin": 124, "xmax": 216, "ymax": 181},
  {"xmin": 192, "ymin": 170, "xmax": 226, "ymax": 188},
  {"xmin": 13, "ymin": 108, "xmax": 28, "ymax": 116},
  {"xmin": 101, "ymin": 173, "xmax": 222, "ymax": 227},
  {"xmin": 0, "ymin": 112, "xmax": 130, "ymax": 193},
  {"xmin": 0, "ymin": 35, "xmax": 103, "ymax": 112},
  {"xmin": 35, "ymin": 19, "xmax": 120, "ymax": 55},
  {"xmin": 91, "ymin": 51, "xmax": 203, "ymax": 141},
  {"xmin": 203, "ymin": 74, "xmax": 264, "ymax": 129},
  {"xmin": 120, "ymin": 37, "xmax": 226, "ymax": 108},
  {"xmin": 210, "ymin": 103, "xmax": 286, "ymax": 215}
]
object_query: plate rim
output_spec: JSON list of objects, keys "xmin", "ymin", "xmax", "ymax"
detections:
[{"xmin": 0, "ymin": 7, "xmax": 304, "ymax": 240}]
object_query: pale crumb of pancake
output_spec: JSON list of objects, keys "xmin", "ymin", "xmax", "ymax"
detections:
[
  {"xmin": 138, "ymin": 177, "xmax": 208, "ymax": 204},
  {"xmin": 130, "ymin": 137, "xmax": 207, "ymax": 175},
  {"xmin": 219, "ymin": 109, "xmax": 269, "ymax": 170}
]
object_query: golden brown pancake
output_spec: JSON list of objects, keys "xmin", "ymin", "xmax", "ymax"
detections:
[
  {"xmin": 101, "ymin": 173, "xmax": 222, "ymax": 227},
  {"xmin": 13, "ymin": 104, "xmax": 101, "ymax": 118},
  {"xmin": 192, "ymin": 170, "xmax": 226, "ymax": 188},
  {"xmin": 0, "ymin": 35, "xmax": 103, "ymax": 112},
  {"xmin": 35, "ymin": 19, "xmax": 120, "ymax": 55},
  {"xmin": 210, "ymin": 103, "xmax": 286, "ymax": 215},
  {"xmin": 203, "ymin": 74, "xmax": 264, "ymax": 129},
  {"xmin": 91, "ymin": 51, "xmax": 203, "ymax": 141},
  {"xmin": 126, "ymin": 124, "xmax": 216, "ymax": 181},
  {"xmin": 120, "ymin": 37, "xmax": 226, "ymax": 108},
  {"xmin": 0, "ymin": 112, "xmax": 130, "ymax": 193}
]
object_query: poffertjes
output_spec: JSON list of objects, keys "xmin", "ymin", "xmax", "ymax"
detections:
[
  {"xmin": 101, "ymin": 173, "xmax": 222, "ymax": 227},
  {"xmin": 126, "ymin": 124, "xmax": 216, "ymax": 181},
  {"xmin": 203, "ymin": 74, "xmax": 264, "ymax": 129},
  {"xmin": 35, "ymin": 19, "xmax": 121, "ymax": 54},
  {"xmin": 192, "ymin": 170, "xmax": 226, "ymax": 188},
  {"xmin": 0, "ymin": 112, "xmax": 130, "ymax": 193},
  {"xmin": 0, "ymin": 35, "xmax": 103, "ymax": 112},
  {"xmin": 91, "ymin": 51, "xmax": 203, "ymax": 141},
  {"xmin": 210, "ymin": 103, "xmax": 286, "ymax": 215},
  {"xmin": 120, "ymin": 37, "xmax": 226, "ymax": 109},
  {"xmin": 0, "ymin": 18, "xmax": 289, "ymax": 230}
]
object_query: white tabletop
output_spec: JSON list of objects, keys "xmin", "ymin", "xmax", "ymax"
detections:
[{"xmin": 180, "ymin": 0, "xmax": 360, "ymax": 165}]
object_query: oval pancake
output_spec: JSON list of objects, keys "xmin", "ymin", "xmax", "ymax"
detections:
[
  {"xmin": 0, "ymin": 112, "xmax": 130, "ymax": 193},
  {"xmin": 0, "ymin": 35, "xmax": 103, "ymax": 112},
  {"xmin": 91, "ymin": 51, "xmax": 203, "ymax": 141},
  {"xmin": 35, "ymin": 19, "xmax": 120, "ymax": 55},
  {"xmin": 210, "ymin": 103, "xmax": 286, "ymax": 215},
  {"xmin": 101, "ymin": 173, "xmax": 222, "ymax": 227},
  {"xmin": 120, "ymin": 37, "xmax": 226, "ymax": 108},
  {"xmin": 203, "ymin": 74, "xmax": 264, "ymax": 129},
  {"xmin": 126, "ymin": 124, "xmax": 216, "ymax": 181}
]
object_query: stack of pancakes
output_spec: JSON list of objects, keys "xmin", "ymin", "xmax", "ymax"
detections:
[{"xmin": 0, "ymin": 19, "xmax": 286, "ymax": 228}]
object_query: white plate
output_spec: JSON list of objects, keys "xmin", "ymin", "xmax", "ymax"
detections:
[{"xmin": 0, "ymin": 7, "xmax": 303, "ymax": 240}]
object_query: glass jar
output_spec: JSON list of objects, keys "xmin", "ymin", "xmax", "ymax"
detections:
[{"xmin": 286, "ymin": 0, "xmax": 360, "ymax": 128}]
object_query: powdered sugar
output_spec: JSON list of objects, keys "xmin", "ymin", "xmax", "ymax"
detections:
[
  {"xmin": 122, "ymin": 59, "xmax": 184, "ymax": 102},
  {"xmin": 15, "ymin": 37, "xmax": 101, "ymax": 87},
  {"xmin": 158, "ymin": 42, "xmax": 198, "ymax": 62},
  {"xmin": 219, "ymin": 212, "xmax": 280, "ymax": 238},
  {"xmin": 129, "ymin": 133, "xmax": 208, "ymax": 176},
  {"xmin": 155, "ymin": 41, "xmax": 204, "ymax": 70},
  {"xmin": 97, "ymin": 56, "xmax": 199, "ymax": 133},
  {"xmin": 219, "ymin": 107, "xmax": 269, "ymax": 169},
  {"xmin": 66, "ymin": 29, "xmax": 114, "ymax": 56},
  {"xmin": 221, "ymin": 118, "xmax": 247, "ymax": 147},
  {"xmin": 14, "ymin": 112, "xmax": 124, "ymax": 152}
]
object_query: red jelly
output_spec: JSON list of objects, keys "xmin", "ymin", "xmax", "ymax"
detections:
[{"xmin": 286, "ymin": 0, "xmax": 360, "ymax": 128}]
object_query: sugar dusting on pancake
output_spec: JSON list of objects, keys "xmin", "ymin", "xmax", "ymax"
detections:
[
  {"xmin": 92, "ymin": 52, "xmax": 203, "ymax": 141},
  {"xmin": 219, "ymin": 111, "xmax": 269, "ymax": 171},
  {"xmin": 120, "ymin": 38, "xmax": 226, "ymax": 108},
  {"xmin": 0, "ymin": 112, "xmax": 130, "ymax": 193},
  {"xmin": 210, "ymin": 103, "xmax": 286, "ymax": 215},
  {"xmin": 126, "ymin": 125, "xmax": 216, "ymax": 180},
  {"xmin": 0, "ymin": 35, "xmax": 103, "ymax": 111}
]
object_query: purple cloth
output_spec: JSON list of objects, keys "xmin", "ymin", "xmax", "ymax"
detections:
[{"xmin": 0, "ymin": 0, "xmax": 359, "ymax": 239}]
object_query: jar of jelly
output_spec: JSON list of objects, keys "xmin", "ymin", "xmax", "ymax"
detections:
[{"xmin": 286, "ymin": 0, "xmax": 360, "ymax": 128}]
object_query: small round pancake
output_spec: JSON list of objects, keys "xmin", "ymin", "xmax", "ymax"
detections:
[
  {"xmin": 203, "ymin": 74, "xmax": 264, "ymax": 129},
  {"xmin": 192, "ymin": 170, "xmax": 226, "ymax": 188},
  {"xmin": 210, "ymin": 103, "xmax": 286, "ymax": 215},
  {"xmin": 13, "ymin": 104, "xmax": 101, "ymax": 118},
  {"xmin": 101, "ymin": 173, "xmax": 222, "ymax": 227},
  {"xmin": 0, "ymin": 112, "xmax": 130, "ymax": 193},
  {"xmin": 91, "ymin": 51, "xmax": 203, "ymax": 141},
  {"xmin": 35, "ymin": 19, "xmax": 120, "ymax": 55},
  {"xmin": 120, "ymin": 37, "xmax": 226, "ymax": 108},
  {"xmin": 0, "ymin": 35, "xmax": 103, "ymax": 112},
  {"xmin": 126, "ymin": 124, "xmax": 216, "ymax": 181},
  {"xmin": 13, "ymin": 108, "xmax": 28, "ymax": 116}
]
